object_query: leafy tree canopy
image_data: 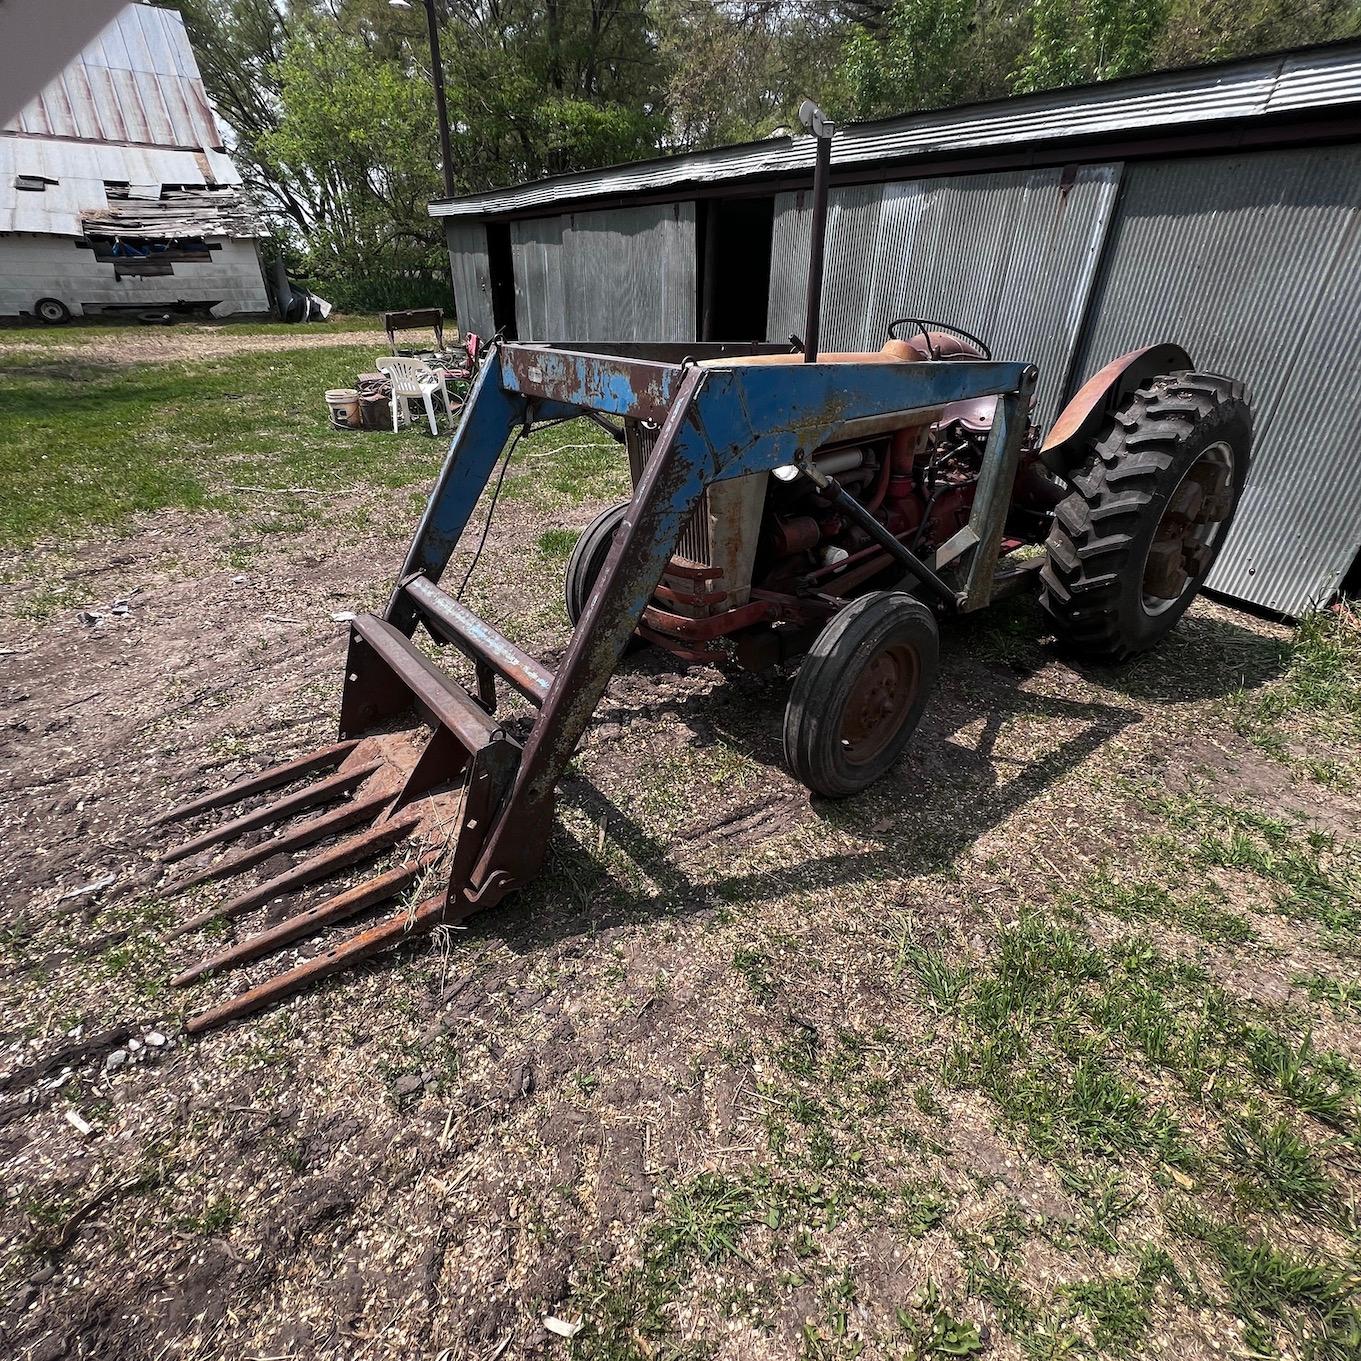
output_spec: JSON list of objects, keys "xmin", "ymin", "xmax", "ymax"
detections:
[{"xmin": 173, "ymin": 0, "xmax": 1361, "ymax": 309}]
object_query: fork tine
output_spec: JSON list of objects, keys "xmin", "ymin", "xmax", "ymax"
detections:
[
  {"xmin": 167, "ymin": 812, "xmax": 422, "ymax": 938},
  {"xmin": 154, "ymin": 740, "xmax": 361, "ymax": 826},
  {"xmin": 171, "ymin": 851, "xmax": 439, "ymax": 986},
  {"xmin": 184, "ymin": 890, "xmax": 472, "ymax": 1035},
  {"xmin": 160, "ymin": 761, "xmax": 383, "ymax": 865},
  {"xmin": 159, "ymin": 790, "xmax": 392, "ymax": 897}
]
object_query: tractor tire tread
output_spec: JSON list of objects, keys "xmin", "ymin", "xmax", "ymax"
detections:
[{"xmin": 1040, "ymin": 370, "xmax": 1251, "ymax": 663}]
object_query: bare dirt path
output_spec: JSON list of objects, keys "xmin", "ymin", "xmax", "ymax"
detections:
[{"xmin": 0, "ymin": 324, "xmax": 390, "ymax": 367}]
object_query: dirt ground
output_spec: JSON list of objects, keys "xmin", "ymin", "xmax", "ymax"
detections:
[
  {"xmin": 0, "ymin": 322, "xmax": 389, "ymax": 367},
  {"xmin": 1, "ymin": 446, "xmax": 1358, "ymax": 1360}
]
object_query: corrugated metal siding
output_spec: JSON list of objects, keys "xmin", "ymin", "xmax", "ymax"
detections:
[
  {"xmin": 5, "ymin": 5, "xmax": 222, "ymax": 150},
  {"xmin": 768, "ymin": 164, "xmax": 1121, "ymax": 424},
  {"xmin": 1072, "ymin": 145, "xmax": 1361, "ymax": 615},
  {"xmin": 512, "ymin": 214, "xmax": 566, "ymax": 339},
  {"xmin": 0, "ymin": 137, "xmax": 243, "ymax": 237},
  {"xmin": 445, "ymin": 220, "xmax": 494, "ymax": 338},
  {"xmin": 431, "ymin": 43, "xmax": 1361, "ymax": 220},
  {"xmin": 512, "ymin": 202, "xmax": 695, "ymax": 341}
]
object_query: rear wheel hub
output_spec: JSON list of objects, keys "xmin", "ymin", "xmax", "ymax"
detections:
[{"xmin": 1142, "ymin": 441, "xmax": 1235, "ymax": 614}]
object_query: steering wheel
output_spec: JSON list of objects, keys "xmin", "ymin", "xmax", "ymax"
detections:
[{"xmin": 887, "ymin": 318, "xmax": 993, "ymax": 361}]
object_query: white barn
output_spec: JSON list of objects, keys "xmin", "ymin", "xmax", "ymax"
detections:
[{"xmin": 0, "ymin": 1, "xmax": 269, "ymax": 321}]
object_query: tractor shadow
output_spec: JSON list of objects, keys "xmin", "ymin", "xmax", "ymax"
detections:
[
  {"xmin": 484, "ymin": 634, "xmax": 1114, "ymax": 951},
  {"xmin": 476, "ymin": 592, "xmax": 1292, "ymax": 957}
]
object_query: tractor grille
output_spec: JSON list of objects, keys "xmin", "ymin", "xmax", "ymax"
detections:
[{"xmin": 625, "ymin": 419, "xmax": 712, "ymax": 564}]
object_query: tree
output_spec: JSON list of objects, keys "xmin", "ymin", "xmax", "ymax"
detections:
[
  {"xmin": 1011, "ymin": 0, "xmax": 1168, "ymax": 93},
  {"xmin": 179, "ymin": 1, "xmax": 671, "ymax": 303},
  {"xmin": 841, "ymin": 0, "xmax": 975, "ymax": 117},
  {"xmin": 649, "ymin": 0, "xmax": 848, "ymax": 149},
  {"xmin": 260, "ymin": 20, "xmax": 444, "ymax": 305}
]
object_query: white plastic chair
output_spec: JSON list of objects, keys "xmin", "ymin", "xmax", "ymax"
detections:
[{"xmin": 375, "ymin": 356, "xmax": 450, "ymax": 435}]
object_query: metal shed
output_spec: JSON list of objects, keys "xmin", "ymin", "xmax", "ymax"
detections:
[{"xmin": 431, "ymin": 42, "xmax": 1361, "ymax": 617}]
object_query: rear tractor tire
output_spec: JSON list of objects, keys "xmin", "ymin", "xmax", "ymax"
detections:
[
  {"xmin": 1039, "ymin": 372, "xmax": 1252, "ymax": 662},
  {"xmin": 783, "ymin": 592, "xmax": 939, "ymax": 799}
]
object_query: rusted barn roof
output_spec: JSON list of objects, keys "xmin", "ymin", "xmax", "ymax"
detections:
[
  {"xmin": 0, "ymin": 5, "xmax": 254, "ymax": 242},
  {"xmin": 4, "ymin": 3, "xmax": 222, "ymax": 151},
  {"xmin": 0, "ymin": 137, "xmax": 246, "ymax": 237},
  {"xmin": 80, "ymin": 185, "xmax": 258, "ymax": 238}
]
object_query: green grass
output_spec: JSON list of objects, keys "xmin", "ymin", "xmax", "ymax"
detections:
[
  {"xmin": 906, "ymin": 905, "xmax": 1358, "ymax": 1170},
  {"xmin": 1229, "ymin": 607, "xmax": 1361, "ymax": 763},
  {"xmin": 536, "ymin": 526, "xmax": 580, "ymax": 558},
  {"xmin": 0, "ymin": 344, "xmax": 416, "ymax": 544},
  {"xmin": 1179, "ymin": 1211, "xmax": 1361, "ymax": 1359},
  {"xmin": 1151, "ymin": 793, "xmax": 1361, "ymax": 942},
  {"xmin": 1081, "ymin": 869, "xmax": 1256, "ymax": 945},
  {"xmin": 0, "ymin": 313, "xmax": 383, "ymax": 344},
  {"xmin": 0, "ymin": 343, "xmax": 619, "ymax": 552},
  {"xmin": 1224, "ymin": 1115, "xmax": 1337, "ymax": 1218},
  {"xmin": 1295, "ymin": 973, "xmax": 1361, "ymax": 1015},
  {"xmin": 571, "ymin": 1173, "xmax": 758, "ymax": 1357}
]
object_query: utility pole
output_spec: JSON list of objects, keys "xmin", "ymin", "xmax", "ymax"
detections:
[{"xmin": 391, "ymin": 0, "xmax": 455, "ymax": 198}]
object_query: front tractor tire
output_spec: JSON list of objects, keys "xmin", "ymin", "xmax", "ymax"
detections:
[
  {"xmin": 564, "ymin": 500, "xmax": 630, "ymax": 626},
  {"xmin": 784, "ymin": 592, "xmax": 939, "ymax": 799},
  {"xmin": 1040, "ymin": 372, "xmax": 1252, "ymax": 663}
]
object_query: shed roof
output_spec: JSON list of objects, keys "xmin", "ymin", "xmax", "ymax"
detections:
[
  {"xmin": 0, "ymin": 5, "xmax": 255, "ymax": 240},
  {"xmin": 430, "ymin": 39, "xmax": 1361, "ymax": 222}
]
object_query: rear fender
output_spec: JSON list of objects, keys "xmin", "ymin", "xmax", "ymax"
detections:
[{"xmin": 1040, "ymin": 343, "xmax": 1192, "ymax": 474}]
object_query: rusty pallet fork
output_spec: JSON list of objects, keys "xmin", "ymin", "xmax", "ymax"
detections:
[{"xmin": 156, "ymin": 341, "xmax": 1036, "ymax": 1032}]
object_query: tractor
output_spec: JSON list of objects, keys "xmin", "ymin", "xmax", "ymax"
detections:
[{"xmin": 153, "ymin": 108, "xmax": 1253, "ymax": 1031}]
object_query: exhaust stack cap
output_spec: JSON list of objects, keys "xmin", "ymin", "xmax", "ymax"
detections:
[{"xmin": 799, "ymin": 99, "xmax": 834, "ymax": 140}]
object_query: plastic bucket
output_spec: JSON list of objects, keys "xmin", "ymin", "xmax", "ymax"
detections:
[{"xmin": 325, "ymin": 388, "xmax": 361, "ymax": 429}]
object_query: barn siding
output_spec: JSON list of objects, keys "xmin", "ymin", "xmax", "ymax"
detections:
[
  {"xmin": 766, "ymin": 164, "xmax": 1122, "ymax": 426},
  {"xmin": 1072, "ymin": 145, "xmax": 1361, "ymax": 615},
  {"xmin": 510, "ymin": 202, "xmax": 696, "ymax": 341},
  {"xmin": 444, "ymin": 220, "xmax": 494, "ymax": 339},
  {"xmin": 0, "ymin": 233, "xmax": 268, "ymax": 318}
]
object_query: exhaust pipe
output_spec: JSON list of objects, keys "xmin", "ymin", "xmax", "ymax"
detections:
[{"xmin": 799, "ymin": 99, "xmax": 835, "ymax": 364}]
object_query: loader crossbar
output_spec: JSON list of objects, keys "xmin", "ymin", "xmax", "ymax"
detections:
[{"xmin": 156, "ymin": 341, "xmax": 1035, "ymax": 1031}]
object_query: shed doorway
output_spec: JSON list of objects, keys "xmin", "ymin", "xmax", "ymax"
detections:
[
  {"xmin": 699, "ymin": 196, "xmax": 774, "ymax": 342},
  {"xmin": 486, "ymin": 222, "xmax": 517, "ymax": 339}
]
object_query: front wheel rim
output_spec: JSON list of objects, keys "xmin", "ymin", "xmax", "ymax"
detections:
[
  {"xmin": 1141, "ymin": 441, "xmax": 1235, "ymax": 616},
  {"xmin": 839, "ymin": 642, "xmax": 919, "ymax": 765}
]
